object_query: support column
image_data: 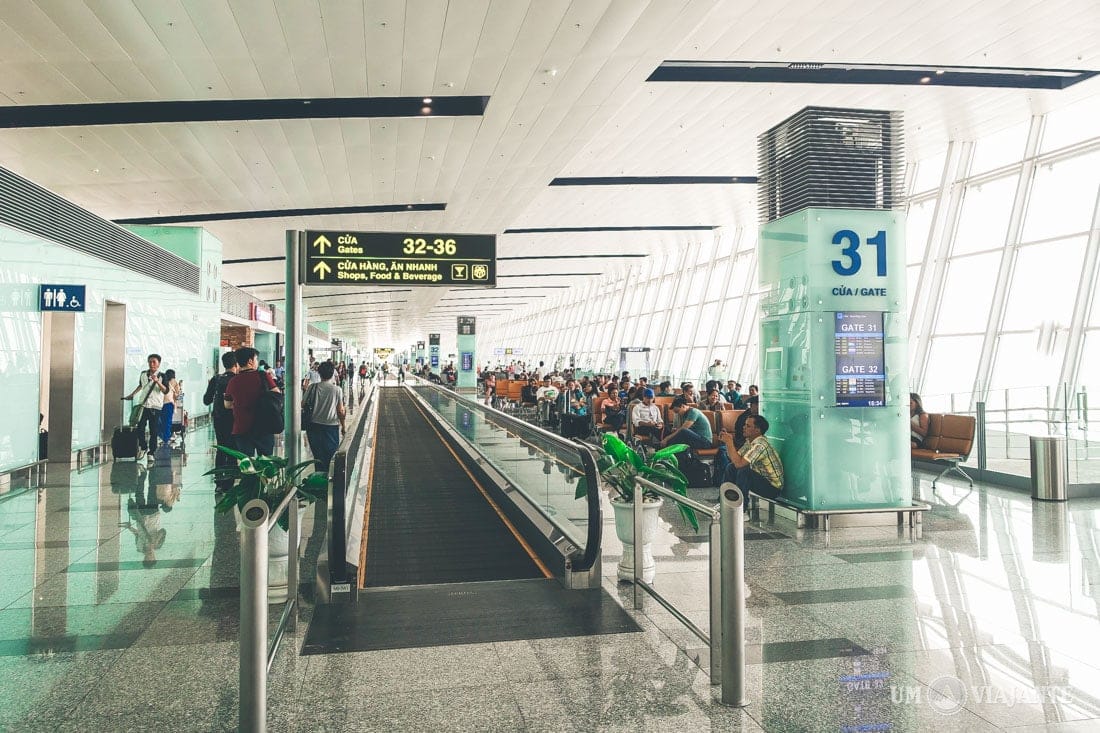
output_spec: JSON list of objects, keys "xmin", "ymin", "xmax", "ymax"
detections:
[
  {"xmin": 457, "ymin": 317, "xmax": 476, "ymax": 393},
  {"xmin": 285, "ymin": 231, "xmax": 303, "ymax": 467}
]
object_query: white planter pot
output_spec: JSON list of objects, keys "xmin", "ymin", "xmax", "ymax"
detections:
[
  {"xmin": 611, "ymin": 496, "xmax": 663, "ymax": 583},
  {"xmin": 267, "ymin": 522, "xmax": 292, "ymax": 605}
]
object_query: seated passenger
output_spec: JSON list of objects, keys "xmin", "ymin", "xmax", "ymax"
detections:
[
  {"xmin": 679, "ymin": 383, "xmax": 698, "ymax": 405},
  {"xmin": 520, "ymin": 378, "xmax": 539, "ymax": 406},
  {"xmin": 600, "ymin": 389, "xmax": 628, "ymax": 433},
  {"xmin": 910, "ymin": 392, "xmax": 930, "ymax": 448},
  {"xmin": 704, "ymin": 380, "xmax": 727, "ymax": 401},
  {"xmin": 724, "ymin": 380, "xmax": 742, "ymax": 408},
  {"xmin": 535, "ymin": 380, "xmax": 560, "ymax": 424},
  {"xmin": 659, "ymin": 396, "xmax": 712, "ymax": 450},
  {"xmin": 631, "ymin": 388, "xmax": 664, "ymax": 441},
  {"xmin": 703, "ymin": 388, "xmax": 725, "ymax": 410},
  {"xmin": 558, "ymin": 380, "xmax": 586, "ymax": 416},
  {"xmin": 656, "ymin": 381, "xmax": 675, "ymax": 397},
  {"xmin": 718, "ymin": 415, "xmax": 783, "ymax": 500}
]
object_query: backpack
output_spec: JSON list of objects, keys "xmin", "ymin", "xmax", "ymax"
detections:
[{"xmin": 252, "ymin": 372, "xmax": 285, "ymax": 435}]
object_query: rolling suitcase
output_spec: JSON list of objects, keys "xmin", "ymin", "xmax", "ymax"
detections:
[{"xmin": 112, "ymin": 426, "xmax": 141, "ymax": 461}]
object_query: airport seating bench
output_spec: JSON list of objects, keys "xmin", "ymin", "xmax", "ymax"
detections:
[{"xmin": 911, "ymin": 413, "xmax": 976, "ymax": 488}]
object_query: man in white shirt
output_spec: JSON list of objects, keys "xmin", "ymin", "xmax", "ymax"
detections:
[
  {"xmin": 631, "ymin": 388, "xmax": 664, "ymax": 441},
  {"xmin": 123, "ymin": 353, "xmax": 168, "ymax": 461}
]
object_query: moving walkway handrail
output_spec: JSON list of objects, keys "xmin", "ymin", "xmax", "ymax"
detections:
[
  {"xmin": 412, "ymin": 380, "xmax": 603, "ymax": 573},
  {"xmin": 326, "ymin": 379, "xmax": 376, "ymax": 596}
]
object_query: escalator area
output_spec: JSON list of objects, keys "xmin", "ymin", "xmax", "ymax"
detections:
[{"xmin": 305, "ymin": 380, "xmax": 637, "ymax": 653}]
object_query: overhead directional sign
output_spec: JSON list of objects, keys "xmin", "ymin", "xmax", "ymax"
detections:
[{"xmin": 303, "ymin": 230, "xmax": 496, "ymax": 287}]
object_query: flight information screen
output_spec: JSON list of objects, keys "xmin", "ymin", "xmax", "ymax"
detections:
[{"xmin": 834, "ymin": 311, "xmax": 886, "ymax": 407}]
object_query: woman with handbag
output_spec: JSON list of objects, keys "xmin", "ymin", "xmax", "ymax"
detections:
[{"xmin": 304, "ymin": 361, "xmax": 346, "ymax": 473}]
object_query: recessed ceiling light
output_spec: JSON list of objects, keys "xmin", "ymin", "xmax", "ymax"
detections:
[
  {"xmin": 422, "ymin": 97, "xmax": 432, "ymax": 104},
  {"xmin": 919, "ymin": 76, "xmax": 931, "ymax": 83},
  {"xmin": 935, "ymin": 69, "xmax": 945, "ymax": 75},
  {"xmin": 421, "ymin": 106, "xmax": 431, "ymax": 114}
]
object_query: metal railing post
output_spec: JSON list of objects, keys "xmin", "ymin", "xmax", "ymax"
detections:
[
  {"xmin": 239, "ymin": 499, "xmax": 270, "ymax": 733},
  {"xmin": 286, "ymin": 497, "xmax": 299, "ymax": 631},
  {"xmin": 708, "ymin": 510, "xmax": 722, "ymax": 682},
  {"xmin": 976, "ymin": 401, "xmax": 987, "ymax": 472},
  {"xmin": 633, "ymin": 489, "xmax": 643, "ymax": 609},
  {"xmin": 719, "ymin": 484, "xmax": 748, "ymax": 708}
]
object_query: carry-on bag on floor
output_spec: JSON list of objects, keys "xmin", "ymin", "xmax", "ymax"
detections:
[
  {"xmin": 112, "ymin": 426, "xmax": 141, "ymax": 461},
  {"xmin": 677, "ymin": 451, "xmax": 712, "ymax": 488},
  {"xmin": 559, "ymin": 412, "xmax": 591, "ymax": 440}
]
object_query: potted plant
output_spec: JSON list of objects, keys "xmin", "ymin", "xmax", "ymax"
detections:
[
  {"xmin": 205, "ymin": 447, "xmax": 329, "ymax": 602},
  {"xmin": 576, "ymin": 433, "xmax": 698, "ymax": 583}
]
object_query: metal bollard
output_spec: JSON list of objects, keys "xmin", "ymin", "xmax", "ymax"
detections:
[
  {"xmin": 718, "ymin": 483, "xmax": 748, "ymax": 707},
  {"xmin": 633, "ymin": 488, "xmax": 644, "ymax": 609},
  {"xmin": 708, "ymin": 508, "xmax": 722, "ymax": 682},
  {"xmin": 239, "ymin": 499, "xmax": 270, "ymax": 733}
]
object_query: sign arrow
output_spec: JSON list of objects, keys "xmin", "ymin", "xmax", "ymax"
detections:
[
  {"xmin": 312, "ymin": 235, "xmax": 332, "ymax": 253},
  {"xmin": 312, "ymin": 261, "xmax": 332, "ymax": 279}
]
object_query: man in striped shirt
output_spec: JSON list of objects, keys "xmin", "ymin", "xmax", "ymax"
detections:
[{"xmin": 718, "ymin": 414, "xmax": 783, "ymax": 499}]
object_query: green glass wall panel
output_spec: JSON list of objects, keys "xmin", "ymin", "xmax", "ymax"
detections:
[
  {"xmin": 123, "ymin": 225, "xmax": 203, "ymax": 266},
  {"xmin": 758, "ymin": 208, "xmax": 910, "ymax": 510},
  {"xmin": 0, "ymin": 223, "xmax": 221, "ymax": 471}
]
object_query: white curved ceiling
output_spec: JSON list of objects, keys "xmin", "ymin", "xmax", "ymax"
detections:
[{"xmin": 1, "ymin": 0, "xmax": 1098, "ymax": 347}]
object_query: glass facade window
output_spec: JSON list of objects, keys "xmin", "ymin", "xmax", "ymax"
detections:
[
  {"xmin": 480, "ymin": 102, "xmax": 1100, "ymax": 405},
  {"xmin": 1021, "ymin": 151, "xmax": 1100, "ymax": 242},
  {"xmin": 1001, "ymin": 238, "xmax": 1086, "ymax": 331},
  {"xmin": 953, "ymin": 176, "xmax": 1018, "ymax": 256}
]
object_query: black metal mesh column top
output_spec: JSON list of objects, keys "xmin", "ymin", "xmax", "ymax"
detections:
[{"xmin": 757, "ymin": 106, "xmax": 904, "ymax": 223}]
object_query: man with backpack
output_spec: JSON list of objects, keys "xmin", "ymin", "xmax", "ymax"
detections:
[{"xmin": 224, "ymin": 347, "xmax": 281, "ymax": 457}]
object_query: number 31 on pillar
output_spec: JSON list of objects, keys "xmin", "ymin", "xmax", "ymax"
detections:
[{"xmin": 831, "ymin": 230, "xmax": 887, "ymax": 277}]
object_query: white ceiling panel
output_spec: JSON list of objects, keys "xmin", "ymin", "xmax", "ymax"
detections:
[{"xmin": 1, "ymin": 0, "xmax": 1098, "ymax": 346}]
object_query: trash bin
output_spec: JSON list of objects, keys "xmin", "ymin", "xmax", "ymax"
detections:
[{"xmin": 1030, "ymin": 436, "xmax": 1067, "ymax": 501}]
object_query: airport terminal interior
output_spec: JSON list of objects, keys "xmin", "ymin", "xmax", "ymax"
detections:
[{"xmin": 1, "ymin": 2, "xmax": 1100, "ymax": 731}]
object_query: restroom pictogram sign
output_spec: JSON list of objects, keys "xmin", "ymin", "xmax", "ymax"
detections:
[{"xmin": 39, "ymin": 284, "xmax": 86, "ymax": 312}]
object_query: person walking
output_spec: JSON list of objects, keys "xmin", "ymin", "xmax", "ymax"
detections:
[
  {"xmin": 304, "ymin": 361, "xmax": 346, "ymax": 473},
  {"xmin": 203, "ymin": 351, "xmax": 240, "ymax": 491},
  {"xmin": 158, "ymin": 369, "xmax": 180, "ymax": 445},
  {"xmin": 224, "ymin": 347, "xmax": 281, "ymax": 457},
  {"xmin": 124, "ymin": 353, "xmax": 168, "ymax": 462}
]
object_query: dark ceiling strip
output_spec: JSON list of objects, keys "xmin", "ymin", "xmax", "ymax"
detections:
[
  {"xmin": 430, "ymin": 304, "xmax": 519, "ymax": 309},
  {"xmin": 116, "ymin": 202, "xmax": 445, "ymax": 225},
  {"xmin": 498, "ymin": 273, "xmax": 600, "ymax": 278},
  {"xmin": 236, "ymin": 282, "xmax": 283, "ymax": 288},
  {"xmin": 647, "ymin": 60, "xmax": 1099, "ymax": 90},
  {"xmin": 504, "ymin": 226, "xmax": 715, "ymax": 234},
  {"xmin": 550, "ymin": 176, "xmax": 756, "ymax": 185},
  {"xmin": 307, "ymin": 301, "xmax": 409, "ymax": 310},
  {"xmin": 499, "ymin": 254, "xmax": 647, "ymax": 261},
  {"xmin": 316, "ymin": 316, "xmax": 404, "ymax": 324},
  {"xmin": 0, "ymin": 95, "xmax": 490, "ymax": 129},
  {"xmin": 438, "ymin": 296, "xmax": 547, "ymax": 300},
  {"xmin": 266, "ymin": 289, "xmax": 412, "ymax": 301},
  {"xmin": 224, "ymin": 256, "xmax": 286, "ymax": 264},
  {"xmin": 469, "ymin": 285, "xmax": 569, "ymax": 290}
]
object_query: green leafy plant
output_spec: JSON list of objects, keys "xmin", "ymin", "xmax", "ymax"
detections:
[
  {"xmin": 575, "ymin": 433, "xmax": 698, "ymax": 531},
  {"xmin": 204, "ymin": 446, "xmax": 329, "ymax": 531}
]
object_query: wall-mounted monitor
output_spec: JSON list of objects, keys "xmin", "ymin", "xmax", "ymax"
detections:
[{"xmin": 834, "ymin": 311, "xmax": 886, "ymax": 407}]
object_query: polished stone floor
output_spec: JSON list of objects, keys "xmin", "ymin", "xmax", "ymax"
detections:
[{"xmin": 0, "ymin": 425, "xmax": 1097, "ymax": 732}]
